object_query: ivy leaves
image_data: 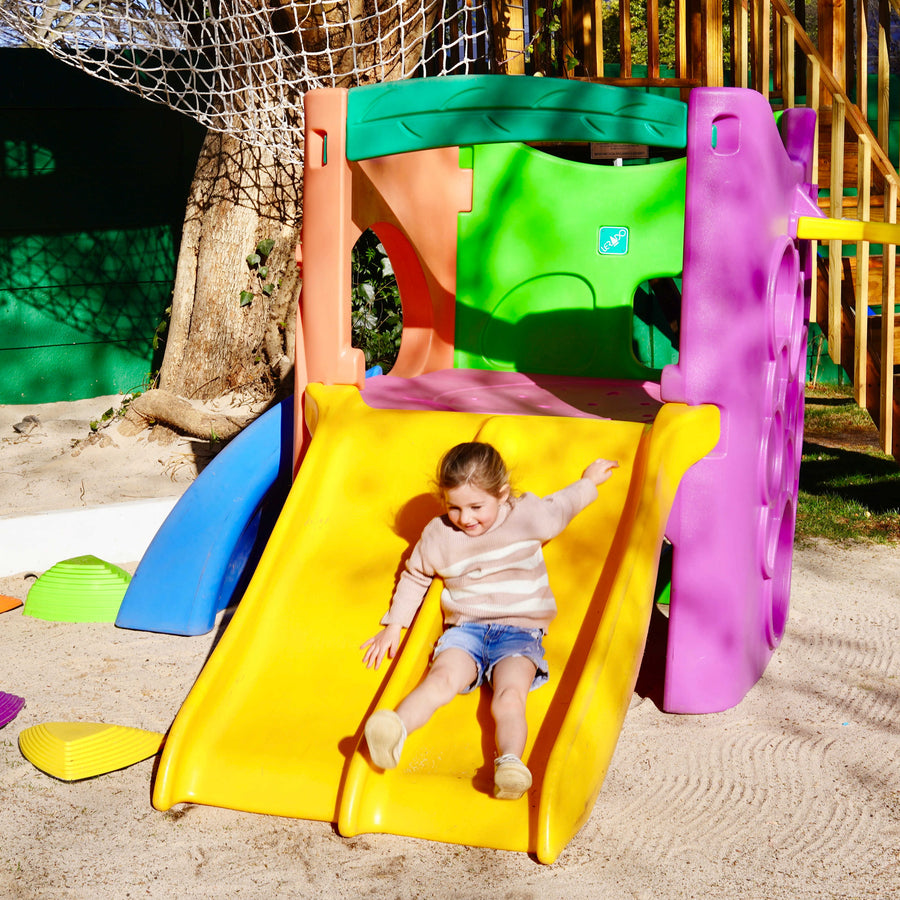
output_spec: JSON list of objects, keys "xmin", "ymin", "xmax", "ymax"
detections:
[{"xmin": 241, "ymin": 238, "xmax": 278, "ymax": 307}]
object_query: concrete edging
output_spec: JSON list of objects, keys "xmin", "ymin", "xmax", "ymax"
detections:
[{"xmin": 0, "ymin": 498, "xmax": 178, "ymax": 577}]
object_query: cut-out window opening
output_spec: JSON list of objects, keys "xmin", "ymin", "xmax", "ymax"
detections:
[
  {"xmin": 632, "ymin": 277, "xmax": 681, "ymax": 373},
  {"xmin": 351, "ymin": 229, "xmax": 402, "ymax": 373}
]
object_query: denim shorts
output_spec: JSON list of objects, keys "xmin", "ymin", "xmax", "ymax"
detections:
[{"xmin": 433, "ymin": 622, "xmax": 549, "ymax": 694}]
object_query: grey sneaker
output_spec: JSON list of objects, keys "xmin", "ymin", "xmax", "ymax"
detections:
[
  {"xmin": 364, "ymin": 709, "xmax": 407, "ymax": 770},
  {"xmin": 493, "ymin": 753, "xmax": 532, "ymax": 800}
]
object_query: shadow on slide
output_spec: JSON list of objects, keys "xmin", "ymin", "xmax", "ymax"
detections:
[{"xmin": 152, "ymin": 384, "xmax": 719, "ymax": 863}]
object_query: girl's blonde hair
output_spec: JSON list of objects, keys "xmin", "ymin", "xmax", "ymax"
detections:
[{"xmin": 437, "ymin": 442, "xmax": 511, "ymax": 499}]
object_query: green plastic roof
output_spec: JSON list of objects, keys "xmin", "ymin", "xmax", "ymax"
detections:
[{"xmin": 345, "ymin": 75, "xmax": 688, "ymax": 160}]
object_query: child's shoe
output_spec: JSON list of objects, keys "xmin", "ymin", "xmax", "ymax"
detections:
[
  {"xmin": 493, "ymin": 753, "xmax": 532, "ymax": 800},
  {"xmin": 364, "ymin": 709, "xmax": 407, "ymax": 770}
]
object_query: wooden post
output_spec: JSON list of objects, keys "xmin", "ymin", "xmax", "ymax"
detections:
[
  {"xmin": 648, "ymin": 0, "xmax": 661, "ymax": 79},
  {"xmin": 882, "ymin": 177, "xmax": 897, "ymax": 456},
  {"xmin": 687, "ymin": 0, "xmax": 703, "ymax": 82},
  {"xmin": 752, "ymin": 0, "xmax": 770, "ymax": 98},
  {"xmin": 856, "ymin": 0, "xmax": 868, "ymax": 120},
  {"xmin": 676, "ymin": 0, "xmax": 689, "ymax": 80},
  {"xmin": 805, "ymin": 54, "xmax": 822, "ymax": 332},
  {"xmin": 773, "ymin": 11, "xmax": 783, "ymax": 97},
  {"xmin": 492, "ymin": 0, "xmax": 526, "ymax": 74},
  {"xmin": 561, "ymin": 0, "xmax": 575, "ymax": 72},
  {"xmin": 856, "ymin": 133, "xmax": 872, "ymax": 408},
  {"xmin": 878, "ymin": 0, "xmax": 891, "ymax": 154},
  {"xmin": 702, "ymin": 0, "xmax": 724, "ymax": 86},
  {"xmin": 733, "ymin": 0, "xmax": 749, "ymax": 89},
  {"xmin": 588, "ymin": 0, "xmax": 605, "ymax": 77},
  {"xmin": 807, "ymin": 56, "xmax": 821, "ymax": 187},
  {"xmin": 828, "ymin": 94, "xmax": 846, "ymax": 365},
  {"xmin": 621, "ymin": 0, "xmax": 633, "ymax": 78},
  {"xmin": 782, "ymin": 17, "xmax": 795, "ymax": 109},
  {"xmin": 818, "ymin": 0, "xmax": 847, "ymax": 103}
]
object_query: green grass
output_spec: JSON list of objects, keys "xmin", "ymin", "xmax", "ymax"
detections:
[{"xmin": 797, "ymin": 387, "xmax": 900, "ymax": 544}]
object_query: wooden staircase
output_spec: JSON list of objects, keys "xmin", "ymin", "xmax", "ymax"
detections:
[
  {"xmin": 816, "ymin": 107, "xmax": 900, "ymax": 457},
  {"xmin": 817, "ymin": 255, "xmax": 900, "ymax": 450}
]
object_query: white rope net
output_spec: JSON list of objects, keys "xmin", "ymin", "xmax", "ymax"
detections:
[{"xmin": 0, "ymin": 0, "xmax": 496, "ymax": 163}]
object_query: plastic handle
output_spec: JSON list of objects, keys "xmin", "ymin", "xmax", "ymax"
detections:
[{"xmin": 796, "ymin": 215, "xmax": 900, "ymax": 244}]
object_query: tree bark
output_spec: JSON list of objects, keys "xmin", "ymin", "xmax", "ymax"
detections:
[{"xmin": 159, "ymin": 129, "xmax": 301, "ymax": 402}]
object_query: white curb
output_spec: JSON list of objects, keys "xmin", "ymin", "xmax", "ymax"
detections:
[{"xmin": 0, "ymin": 498, "xmax": 178, "ymax": 577}]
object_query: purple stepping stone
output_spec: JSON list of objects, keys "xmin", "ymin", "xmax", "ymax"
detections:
[{"xmin": 0, "ymin": 692, "xmax": 25, "ymax": 728}]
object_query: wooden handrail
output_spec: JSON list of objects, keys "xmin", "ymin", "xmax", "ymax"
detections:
[{"xmin": 770, "ymin": 0, "xmax": 896, "ymax": 177}]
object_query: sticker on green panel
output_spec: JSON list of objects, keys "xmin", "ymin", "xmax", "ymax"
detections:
[{"xmin": 599, "ymin": 226, "xmax": 629, "ymax": 256}]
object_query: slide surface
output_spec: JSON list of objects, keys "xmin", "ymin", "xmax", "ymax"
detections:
[{"xmin": 153, "ymin": 384, "xmax": 718, "ymax": 862}]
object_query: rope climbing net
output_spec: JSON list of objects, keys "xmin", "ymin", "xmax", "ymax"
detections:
[{"xmin": 0, "ymin": 0, "xmax": 494, "ymax": 163}]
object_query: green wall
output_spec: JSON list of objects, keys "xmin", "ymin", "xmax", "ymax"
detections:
[{"xmin": 0, "ymin": 49, "xmax": 205, "ymax": 403}]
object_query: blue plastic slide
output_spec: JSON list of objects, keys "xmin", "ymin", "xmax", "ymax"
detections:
[{"xmin": 115, "ymin": 397, "xmax": 294, "ymax": 636}]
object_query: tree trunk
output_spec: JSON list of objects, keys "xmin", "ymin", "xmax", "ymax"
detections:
[{"xmin": 158, "ymin": 129, "xmax": 301, "ymax": 402}]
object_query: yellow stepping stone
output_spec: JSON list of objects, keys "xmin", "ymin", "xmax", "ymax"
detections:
[{"xmin": 19, "ymin": 722, "xmax": 165, "ymax": 781}]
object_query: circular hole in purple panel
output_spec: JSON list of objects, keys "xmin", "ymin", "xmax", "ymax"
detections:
[
  {"xmin": 774, "ymin": 343, "xmax": 790, "ymax": 412},
  {"xmin": 761, "ymin": 361, "xmax": 777, "ymax": 418},
  {"xmin": 788, "ymin": 283, "xmax": 806, "ymax": 375},
  {"xmin": 757, "ymin": 505, "xmax": 775, "ymax": 579},
  {"xmin": 757, "ymin": 420, "xmax": 772, "ymax": 504},
  {"xmin": 767, "ymin": 239, "xmax": 800, "ymax": 359},
  {"xmin": 785, "ymin": 377, "xmax": 805, "ymax": 462},
  {"xmin": 764, "ymin": 412, "xmax": 785, "ymax": 505},
  {"xmin": 785, "ymin": 432, "xmax": 799, "ymax": 495},
  {"xmin": 765, "ymin": 497, "xmax": 795, "ymax": 648}
]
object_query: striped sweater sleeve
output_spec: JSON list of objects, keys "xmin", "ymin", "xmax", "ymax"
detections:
[{"xmin": 380, "ymin": 523, "xmax": 441, "ymax": 628}]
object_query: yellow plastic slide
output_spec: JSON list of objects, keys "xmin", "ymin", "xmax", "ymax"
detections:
[{"xmin": 153, "ymin": 383, "xmax": 719, "ymax": 863}]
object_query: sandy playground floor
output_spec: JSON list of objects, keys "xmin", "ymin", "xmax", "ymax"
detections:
[{"xmin": 0, "ymin": 395, "xmax": 898, "ymax": 899}]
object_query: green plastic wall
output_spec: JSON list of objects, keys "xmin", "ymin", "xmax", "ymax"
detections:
[
  {"xmin": 0, "ymin": 49, "xmax": 205, "ymax": 404},
  {"xmin": 455, "ymin": 142, "xmax": 686, "ymax": 379}
]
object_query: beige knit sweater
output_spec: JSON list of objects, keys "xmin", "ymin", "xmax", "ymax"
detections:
[{"xmin": 381, "ymin": 478, "xmax": 599, "ymax": 633}]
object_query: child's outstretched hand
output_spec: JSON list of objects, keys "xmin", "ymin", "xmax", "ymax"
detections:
[
  {"xmin": 583, "ymin": 457, "xmax": 620, "ymax": 486},
  {"xmin": 361, "ymin": 623, "xmax": 403, "ymax": 670}
]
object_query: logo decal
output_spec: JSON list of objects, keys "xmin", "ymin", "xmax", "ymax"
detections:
[{"xmin": 598, "ymin": 226, "xmax": 629, "ymax": 256}]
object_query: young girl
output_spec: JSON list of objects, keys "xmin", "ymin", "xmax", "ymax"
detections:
[{"xmin": 361, "ymin": 441, "xmax": 619, "ymax": 800}]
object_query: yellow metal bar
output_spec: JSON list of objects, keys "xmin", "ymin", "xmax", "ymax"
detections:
[{"xmin": 797, "ymin": 215, "xmax": 900, "ymax": 244}]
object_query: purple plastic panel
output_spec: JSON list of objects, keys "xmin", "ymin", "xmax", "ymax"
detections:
[
  {"xmin": 0, "ymin": 691, "xmax": 25, "ymax": 729},
  {"xmin": 660, "ymin": 89, "xmax": 819, "ymax": 713}
]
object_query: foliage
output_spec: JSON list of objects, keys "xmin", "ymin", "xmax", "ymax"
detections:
[
  {"xmin": 599, "ymin": 0, "xmax": 729, "ymax": 71},
  {"xmin": 241, "ymin": 238, "xmax": 278, "ymax": 307},
  {"xmin": 89, "ymin": 393, "xmax": 140, "ymax": 432},
  {"xmin": 351, "ymin": 230, "xmax": 402, "ymax": 371},
  {"xmin": 600, "ymin": 0, "xmax": 675, "ymax": 68},
  {"xmin": 526, "ymin": 0, "xmax": 580, "ymax": 75},
  {"xmin": 152, "ymin": 305, "xmax": 171, "ymax": 352}
]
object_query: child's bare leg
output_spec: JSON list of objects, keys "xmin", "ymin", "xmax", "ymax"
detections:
[
  {"xmin": 491, "ymin": 656, "xmax": 536, "ymax": 800},
  {"xmin": 491, "ymin": 656, "xmax": 536, "ymax": 758},
  {"xmin": 365, "ymin": 649, "xmax": 476, "ymax": 770},
  {"xmin": 396, "ymin": 648, "xmax": 477, "ymax": 732}
]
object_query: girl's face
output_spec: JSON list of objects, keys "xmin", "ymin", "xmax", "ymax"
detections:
[{"xmin": 443, "ymin": 483, "xmax": 509, "ymax": 537}]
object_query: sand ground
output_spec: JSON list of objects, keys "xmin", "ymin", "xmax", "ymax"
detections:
[{"xmin": 1, "ymin": 395, "xmax": 898, "ymax": 899}]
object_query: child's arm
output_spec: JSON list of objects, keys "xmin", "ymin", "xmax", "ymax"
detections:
[
  {"xmin": 361, "ymin": 623, "xmax": 403, "ymax": 670},
  {"xmin": 582, "ymin": 457, "xmax": 619, "ymax": 486},
  {"xmin": 360, "ymin": 527, "xmax": 437, "ymax": 669}
]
